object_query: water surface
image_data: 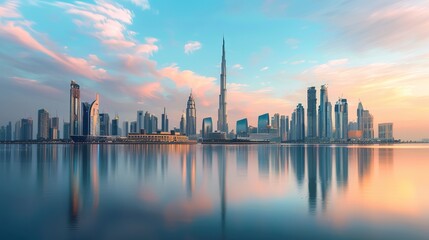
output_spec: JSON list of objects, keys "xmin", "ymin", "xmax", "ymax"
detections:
[{"xmin": 0, "ymin": 144, "xmax": 428, "ymax": 239}]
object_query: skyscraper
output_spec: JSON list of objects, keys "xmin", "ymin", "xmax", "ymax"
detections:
[
  {"xmin": 144, "ymin": 111, "xmax": 151, "ymax": 133},
  {"xmin": 81, "ymin": 102, "xmax": 91, "ymax": 136},
  {"xmin": 357, "ymin": 101, "xmax": 374, "ymax": 139},
  {"xmin": 162, "ymin": 107, "xmax": 169, "ymax": 132},
  {"xmin": 186, "ymin": 92, "xmax": 197, "ymax": 136},
  {"xmin": 318, "ymin": 85, "xmax": 332, "ymax": 140},
  {"xmin": 123, "ymin": 121, "xmax": 129, "ymax": 137},
  {"xmin": 37, "ymin": 109, "xmax": 49, "ymax": 140},
  {"xmin": 271, "ymin": 113, "xmax": 280, "ymax": 136},
  {"xmin": 295, "ymin": 104, "xmax": 305, "ymax": 141},
  {"xmin": 202, "ymin": 117, "xmax": 213, "ymax": 139},
  {"xmin": 137, "ymin": 110, "xmax": 144, "ymax": 133},
  {"xmin": 21, "ymin": 118, "xmax": 33, "ymax": 140},
  {"xmin": 14, "ymin": 120, "xmax": 21, "ymax": 141},
  {"xmin": 112, "ymin": 115, "xmax": 119, "ymax": 136},
  {"xmin": 258, "ymin": 113, "xmax": 270, "ymax": 133},
  {"xmin": 90, "ymin": 94, "xmax": 99, "ymax": 136},
  {"xmin": 307, "ymin": 86, "xmax": 317, "ymax": 139},
  {"xmin": 236, "ymin": 118, "xmax": 249, "ymax": 137},
  {"xmin": 130, "ymin": 121, "xmax": 137, "ymax": 134},
  {"xmin": 151, "ymin": 115, "xmax": 158, "ymax": 133},
  {"xmin": 6, "ymin": 122, "xmax": 12, "ymax": 141},
  {"xmin": 180, "ymin": 112, "xmax": 186, "ymax": 135},
  {"xmin": 63, "ymin": 122, "xmax": 70, "ymax": 140},
  {"xmin": 217, "ymin": 38, "xmax": 228, "ymax": 133},
  {"xmin": 335, "ymin": 98, "xmax": 348, "ymax": 141},
  {"xmin": 280, "ymin": 115, "xmax": 289, "ymax": 142},
  {"xmin": 50, "ymin": 117, "xmax": 60, "ymax": 140},
  {"xmin": 99, "ymin": 113, "xmax": 110, "ymax": 136},
  {"xmin": 378, "ymin": 123, "xmax": 393, "ymax": 140},
  {"xmin": 70, "ymin": 80, "xmax": 80, "ymax": 136}
]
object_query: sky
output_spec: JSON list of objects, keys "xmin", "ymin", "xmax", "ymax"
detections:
[{"xmin": 1, "ymin": 0, "xmax": 429, "ymax": 141}]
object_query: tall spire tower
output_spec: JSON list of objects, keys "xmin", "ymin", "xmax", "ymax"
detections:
[{"xmin": 217, "ymin": 37, "xmax": 229, "ymax": 133}]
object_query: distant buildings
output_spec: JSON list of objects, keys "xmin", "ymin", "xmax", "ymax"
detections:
[
  {"xmin": 202, "ymin": 117, "xmax": 213, "ymax": 139},
  {"xmin": 112, "ymin": 115, "xmax": 119, "ymax": 136},
  {"xmin": 271, "ymin": 113, "xmax": 280, "ymax": 136},
  {"xmin": 50, "ymin": 117, "xmax": 60, "ymax": 140},
  {"xmin": 99, "ymin": 113, "xmax": 110, "ymax": 136},
  {"xmin": 334, "ymin": 98, "xmax": 348, "ymax": 140},
  {"xmin": 290, "ymin": 104, "xmax": 305, "ymax": 141},
  {"xmin": 379, "ymin": 123, "xmax": 393, "ymax": 140},
  {"xmin": 357, "ymin": 102, "xmax": 374, "ymax": 139},
  {"xmin": 37, "ymin": 109, "xmax": 49, "ymax": 140},
  {"xmin": 70, "ymin": 80, "xmax": 80, "ymax": 136},
  {"xmin": 318, "ymin": 85, "xmax": 333, "ymax": 140},
  {"xmin": 137, "ymin": 110, "xmax": 144, "ymax": 133},
  {"xmin": 236, "ymin": 118, "xmax": 248, "ymax": 137},
  {"xmin": 161, "ymin": 107, "xmax": 169, "ymax": 132},
  {"xmin": 258, "ymin": 113, "xmax": 270, "ymax": 134},
  {"xmin": 180, "ymin": 112, "xmax": 186, "ymax": 135},
  {"xmin": 280, "ymin": 115, "xmax": 289, "ymax": 142},
  {"xmin": 123, "ymin": 121, "xmax": 129, "ymax": 137},
  {"xmin": 21, "ymin": 118, "xmax": 33, "ymax": 140},
  {"xmin": 186, "ymin": 92, "xmax": 197, "ymax": 136},
  {"xmin": 307, "ymin": 86, "xmax": 317, "ymax": 139},
  {"xmin": 130, "ymin": 121, "xmax": 137, "ymax": 134},
  {"xmin": 217, "ymin": 37, "xmax": 229, "ymax": 133},
  {"xmin": 63, "ymin": 122, "xmax": 70, "ymax": 140}
]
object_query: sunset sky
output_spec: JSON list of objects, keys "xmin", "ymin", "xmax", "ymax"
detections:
[{"xmin": 1, "ymin": 0, "xmax": 428, "ymax": 140}]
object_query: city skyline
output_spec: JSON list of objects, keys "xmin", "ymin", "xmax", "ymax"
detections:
[{"xmin": 1, "ymin": 0, "xmax": 429, "ymax": 140}]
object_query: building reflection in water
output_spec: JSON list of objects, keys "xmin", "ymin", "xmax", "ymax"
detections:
[
  {"xmin": 379, "ymin": 148, "xmax": 394, "ymax": 172},
  {"xmin": 258, "ymin": 145, "xmax": 270, "ymax": 179},
  {"xmin": 307, "ymin": 145, "xmax": 317, "ymax": 214},
  {"xmin": 358, "ymin": 148, "xmax": 374, "ymax": 184},
  {"xmin": 236, "ymin": 146, "xmax": 248, "ymax": 177},
  {"xmin": 291, "ymin": 145, "xmax": 305, "ymax": 188},
  {"xmin": 318, "ymin": 146, "xmax": 332, "ymax": 211},
  {"xmin": 181, "ymin": 145, "xmax": 196, "ymax": 198},
  {"xmin": 335, "ymin": 147, "xmax": 348, "ymax": 191},
  {"xmin": 19, "ymin": 144, "xmax": 33, "ymax": 176},
  {"xmin": 203, "ymin": 145, "xmax": 213, "ymax": 177},
  {"xmin": 36, "ymin": 145, "xmax": 58, "ymax": 192},
  {"xmin": 217, "ymin": 145, "xmax": 227, "ymax": 238},
  {"xmin": 68, "ymin": 144, "xmax": 100, "ymax": 227}
]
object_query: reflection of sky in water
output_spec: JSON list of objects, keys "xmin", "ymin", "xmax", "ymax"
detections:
[{"xmin": 0, "ymin": 144, "xmax": 428, "ymax": 239}]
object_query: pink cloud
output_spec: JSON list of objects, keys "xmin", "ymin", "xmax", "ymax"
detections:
[
  {"xmin": 0, "ymin": 21, "xmax": 108, "ymax": 81},
  {"xmin": 129, "ymin": 0, "xmax": 151, "ymax": 10},
  {"xmin": 0, "ymin": 0, "xmax": 20, "ymax": 18},
  {"xmin": 136, "ymin": 37, "xmax": 159, "ymax": 55},
  {"xmin": 184, "ymin": 41, "xmax": 202, "ymax": 54},
  {"xmin": 11, "ymin": 76, "xmax": 62, "ymax": 95},
  {"xmin": 134, "ymin": 82, "xmax": 163, "ymax": 99}
]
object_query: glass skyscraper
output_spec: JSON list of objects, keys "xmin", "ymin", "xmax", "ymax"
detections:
[
  {"xmin": 335, "ymin": 98, "xmax": 348, "ymax": 140},
  {"xmin": 258, "ymin": 113, "xmax": 270, "ymax": 133},
  {"xmin": 186, "ymin": 92, "xmax": 197, "ymax": 136},
  {"xmin": 99, "ymin": 113, "xmax": 110, "ymax": 136},
  {"xmin": 70, "ymin": 81, "xmax": 80, "ymax": 136},
  {"xmin": 318, "ymin": 85, "xmax": 332, "ymax": 140},
  {"xmin": 37, "ymin": 109, "xmax": 49, "ymax": 140},
  {"xmin": 202, "ymin": 117, "xmax": 213, "ymax": 139},
  {"xmin": 236, "ymin": 118, "xmax": 248, "ymax": 137},
  {"xmin": 307, "ymin": 86, "xmax": 317, "ymax": 139}
]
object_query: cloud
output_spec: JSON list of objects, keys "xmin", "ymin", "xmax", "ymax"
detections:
[
  {"xmin": 232, "ymin": 64, "xmax": 244, "ymax": 70},
  {"xmin": 260, "ymin": 66, "xmax": 269, "ymax": 71},
  {"xmin": 0, "ymin": 0, "xmax": 20, "ymax": 18},
  {"xmin": 322, "ymin": 0, "xmax": 429, "ymax": 51},
  {"xmin": 184, "ymin": 41, "xmax": 202, "ymax": 54},
  {"xmin": 129, "ymin": 0, "xmax": 150, "ymax": 10},
  {"xmin": 11, "ymin": 76, "xmax": 62, "ymax": 95},
  {"xmin": 136, "ymin": 37, "xmax": 159, "ymax": 56}
]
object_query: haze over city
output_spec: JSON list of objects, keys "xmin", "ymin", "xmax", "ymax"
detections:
[{"xmin": 1, "ymin": 0, "xmax": 429, "ymax": 140}]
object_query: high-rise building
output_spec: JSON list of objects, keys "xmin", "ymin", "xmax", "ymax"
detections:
[
  {"xmin": 326, "ymin": 102, "xmax": 333, "ymax": 139},
  {"xmin": 271, "ymin": 113, "xmax": 280, "ymax": 136},
  {"xmin": 81, "ymin": 102, "xmax": 91, "ymax": 136},
  {"xmin": 50, "ymin": 117, "xmax": 60, "ymax": 140},
  {"xmin": 0, "ymin": 126, "xmax": 5, "ymax": 141},
  {"xmin": 186, "ymin": 92, "xmax": 197, "ymax": 136},
  {"xmin": 14, "ymin": 120, "xmax": 21, "ymax": 141},
  {"xmin": 112, "ymin": 115, "xmax": 119, "ymax": 136},
  {"xmin": 161, "ymin": 107, "xmax": 169, "ymax": 132},
  {"xmin": 99, "ymin": 113, "xmax": 110, "ymax": 136},
  {"xmin": 318, "ymin": 85, "xmax": 333, "ymax": 140},
  {"xmin": 144, "ymin": 111, "xmax": 151, "ymax": 133},
  {"xmin": 202, "ymin": 117, "xmax": 213, "ymax": 139},
  {"xmin": 21, "ymin": 118, "xmax": 33, "ymax": 140},
  {"xmin": 63, "ymin": 122, "xmax": 70, "ymax": 140},
  {"xmin": 307, "ymin": 86, "xmax": 317, "ymax": 139},
  {"xmin": 151, "ymin": 115, "xmax": 158, "ymax": 133},
  {"xmin": 137, "ymin": 110, "xmax": 144, "ymax": 133},
  {"xmin": 335, "ymin": 98, "xmax": 348, "ymax": 140},
  {"xmin": 280, "ymin": 115, "xmax": 289, "ymax": 142},
  {"xmin": 217, "ymin": 37, "xmax": 229, "ymax": 133},
  {"xmin": 378, "ymin": 123, "xmax": 393, "ymax": 140},
  {"xmin": 236, "ymin": 118, "xmax": 249, "ymax": 137},
  {"xmin": 180, "ymin": 112, "xmax": 186, "ymax": 135},
  {"xmin": 295, "ymin": 104, "xmax": 305, "ymax": 141},
  {"xmin": 357, "ymin": 102, "xmax": 374, "ymax": 139},
  {"xmin": 258, "ymin": 113, "xmax": 270, "ymax": 134},
  {"xmin": 130, "ymin": 121, "xmax": 137, "ymax": 134},
  {"xmin": 123, "ymin": 121, "xmax": 129, "ymax": 137},
  {"xmin": 37, "ymin": 109, "xmax": 50, "ymax": 140},
  {"xmin": 6, "ymin": 122, "xmax": 12, "ymax": 141},
  {"xmin": 90, "ymin": 94, "xmax": 99, "ymax": 136},
  {"xmin": 70, "ymin": 80, "xmax": 80, "ymax": 136}
]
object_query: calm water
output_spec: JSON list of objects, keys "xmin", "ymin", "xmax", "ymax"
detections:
[{"xmin": 0, "ymin": 144, "xmax": 429, "ymax": 239}]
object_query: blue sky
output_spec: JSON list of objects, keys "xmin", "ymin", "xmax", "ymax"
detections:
[{"xmin": 1, "ymin": 0, "xmax": 429, "ymax": 140}]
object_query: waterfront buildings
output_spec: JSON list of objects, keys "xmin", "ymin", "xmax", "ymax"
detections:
[
  {"xmin": 99, "ymin": 113, "xmax": 110, "ymax": 136},
  {"xmin": 50, "ymin": 117, "xmax": 60, "ymax": 140},
  {"xmin": 290, "ymin": 104, "xmax": 305, "ymax": 141},
  {"xmin": 357, "ymin": 102, "xmax": 374, "ymax": 139},
  {"xmin": 37, "ymin": 109, "xmax": 49, "ymax": 140},
  {"xmin": 335, "ymin": 98, "xmax": 348, "ymax": 140},
  {"xmin": 63, "ymin": 122, "xmax": 70, "ymax": 140},
  {"xmin": 202, "ymin": 117, "xmax": 213, "ymax": 139},
  {"xmin": 186, "ymin": 93, "xmax": 197, "ymax": 136},
  {"xmin": 180, "ymin": 112, "xmax": 186, "ymax": 135},
  {"xmin": 318, "ymin": 85, "xmax": 333, "ymax": 140},
  {"xmin": 70, "ymin": 80, "xmax": 80, "ymax": 136},
  {"xmin": 90, "ymin": 94, "xmax": 99, "ymax": 136},
  {"xmin": 379, "ymin": 123, "xmax": 394, "ymax": 140},
  {"xmin": 280, "ymin": 115, "xmax": 289, "ymax": 142},
  {"xmin": 236, "ymin": 118, "xmax": 249, "ymax": 137},
  {"xmin": 258, "ymin": 113, "xmax": 270, "ymax": 134},
  {"xmin": 137, "ymin": 110, "xmax": 144, "ymax": 133},
  {"xmin": 130, "ymin": 121, "xmax": 137, "ymax": 134},
  {"xmin": 271, "ymin": 113, "xmax": 280, "ymax": 136},
  {"xmin": 123, "ymin": 121, "xmax": 129, "ymax": 137},
  {"xmin": 307, "ymin": 87, "xmax": 317, "ymax": 139},
  {"xmin": 161, "ymin": 107, "xmax": 169, "ymax": 132},
  {"xmin": 112, "ymin": 115, "xmax": 119, "ymax": 136},
  {"xmin": 217, "ymin": 38, "xmax": 229, "ymax": 133},
  {"xmin": 14, "ymin": 121, "xmax": 21, "ymax": 141},
  {"xmin": 21, "ymin": 118, "xmax": 33, "ymax": 140},
  {"xmin": 81, "ymin": 102, "xmax": 91, "ymax": 136}
]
